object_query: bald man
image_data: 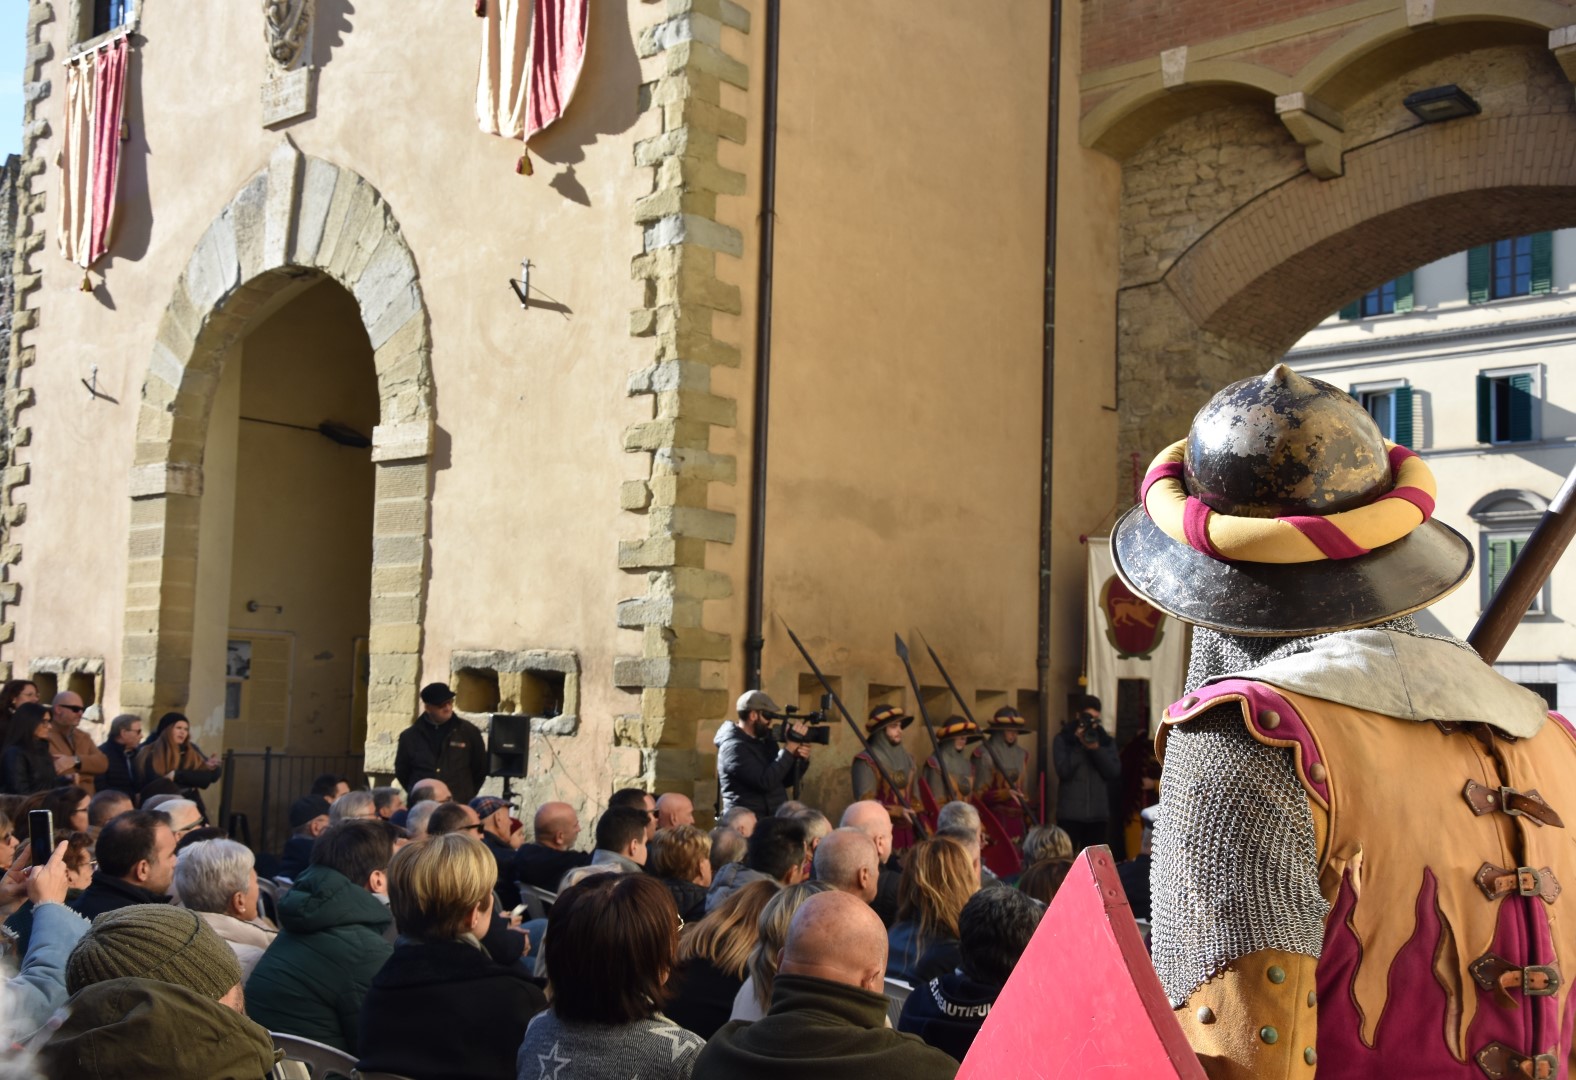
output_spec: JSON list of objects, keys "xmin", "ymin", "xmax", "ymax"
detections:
[
  {"xmin": 840, "ymin": 800, "xmax": 902, "ymax": 927},
  {"xmin": 513, "ymin": 801, "xmax": 592, "ymax": 892},
  {"xmin": 812, "ymin": 828, "xmax": 879, "ymax": 903},
  {"xmin": 655, "ymin": 792, "xmax": 694, "ymax": 830},
  {"xmin": 693, "ymin": 892, "xmax": 957, "ymax": 1080}
]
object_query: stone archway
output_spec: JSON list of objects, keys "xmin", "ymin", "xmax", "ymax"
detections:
[{"xmin": 123, "ymin": 138, "xmax": 432, "ymax": 773}]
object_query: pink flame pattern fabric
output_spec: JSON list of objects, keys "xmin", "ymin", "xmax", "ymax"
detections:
[
  {"xmin": 523, "ymin": 0, "xmax": 588, "ymax": 141},
  {"xmin": 57, "ymin": 36, "xmax": 129, "ymax": 269}
]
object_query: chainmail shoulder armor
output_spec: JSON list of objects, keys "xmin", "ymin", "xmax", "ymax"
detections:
[{"xmin": 1150, "ymin": 704, "xmax": 1330, "ymax": 1007}]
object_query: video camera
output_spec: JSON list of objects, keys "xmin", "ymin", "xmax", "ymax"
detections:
[{"xmin": 776, "ymin": 696, "xmax": 833, "ymax": 746}]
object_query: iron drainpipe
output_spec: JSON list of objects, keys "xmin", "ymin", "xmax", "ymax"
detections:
[
  {"xmin": 1036, "ymin": 0, "xmax": 1065, "ymax": 815},
  {"xmin": 743, "ymin": 0, "xmax": 782, "ymax": 691}
]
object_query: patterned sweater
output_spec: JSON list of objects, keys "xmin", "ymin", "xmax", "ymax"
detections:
[{"xmin": 516, "ymin": 1010, "xmax": 704, "ymax": 1080}]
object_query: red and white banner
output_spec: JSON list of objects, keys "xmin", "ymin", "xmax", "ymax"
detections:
[
  {"xmin": 476, "ymin": 0, "xmax": 588, "ymax": 143},
  {"xmin": 58, "ymin": 35, "xmax": 129, "ymax": 269},
  {"xmin": 1085, "ymin": 536, "xmax": 1189, "ymax": 737}
]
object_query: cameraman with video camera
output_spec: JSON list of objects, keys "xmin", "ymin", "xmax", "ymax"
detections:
[
  {"xmin": 1052, "ymin": 694, "xmax": 1120, "ymax": 853},
  {"xmin": 715, "ymin": 691, "xmax": 814, "ymax": 817}
]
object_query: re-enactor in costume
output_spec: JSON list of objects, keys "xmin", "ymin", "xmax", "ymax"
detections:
[
  {"xmin": 923, "ymin": 715, "xmax": 979, "ymax": 801},
  {"xmin": 973, "ymin": 707, "xmax": 1032, "ymax": 844},
  {"xmin": 851, "ymin": 705, "xmax": 922, "ymax": 849},
  {"xmin": 1112, "ymin": 365, "xmax": 1576, "ymax": 1079}
]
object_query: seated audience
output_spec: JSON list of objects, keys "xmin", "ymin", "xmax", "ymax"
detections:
[
  {"xmin": 133, "ymin": 712, "xmax": 221, "ymax": 808},
  {"xmin": 175, "ymin": 838, "xmax": 277, "ymax": 981},
  {"xmin": 707, "ymin": 817, "xmax": 807, "ymax": 912},
  {"xmin": 775, "ymin": 800, "xmax": 808, "ymax": 818},
  {"xmin": 788, "ymin": 807, "xmax": 832, "ymax": 856},
  {"xmin": 709, "ymin": 826, "xmax": 746, "ymax": 877},
  {"xmin": 70, "ymin": 810, "xmax": 176, "ymax": 919},
  {"xmin": 667, "ymin": 879, "xmax": 779, "ymax": 1039},
  {"xmin": 312, "ymin": 773, "xmax": 352, "ymax": 803},
  {"xmin": 330, "ymin": 789, "xmax": 378, "ymax": 823},
  {"xmin": 899, "ymin": 886, "xmax": 1042, "ymax": 1061},
  {"xmin": 0, "ymin": 840, "xmax": 90, "ymax": 1041},
  {"xmin": 176, "ymin": 824, "xmax": 228, "ymax": 853},
  {"xmin": 372, "ymin": 785, "xmax": 406, "ymax": 820},
  {"xmin": 813, "ymin": 828, "xmax": 879, "ymax": 903},
  {"xmin": 1117, "ymin": 805, "xmax": 1156, "ymax": 922},
  {"xmin": 97, "ymin": 714, "xmax": 145, "ymax": 798},
  {"xmin": 649, "ymin": 824, "xmax": 712, "ymax": 922},
  {"xmin": 719, "ymin": 806, "xmax": 756, "ymax": 838},
  {"xmin": 404, "ymin": 798, "xmax": 441, "ymax": 840},
  {"xmin": 358, "ymin": 833, "xmax": 548, "ymax": 1080},
  {"xmin": 693, "ymin": 891, "xmax": 957, "ymax": 1080},
  {"xmin": 278, "ymin": 795, "xmax": 331, "ymax": 880},
  {"xmin": 732, "ymin": 880, "xmax": 832, "ymax": 1022},
  {"xmin": 88, "ymin": 789, "xmax": 133, "ymax": 838},
  {"xmin": 0, "ymin": 809, "xmax": 17, "ymax": 871},
  {"xmin": 471, "ymin": 795, "xmax": 519, "ymax": 895},
  {"xmin": 245, "ymin": 818, "xmax": 395, "ymax": 1052},
  {"xmin": 516, "ymin": 873, "xmax": 704, "ymax": 1079},
  {"xmin": 514, "ymin": 801, "xmax": 591, "ymax": 892},
  {"xmin": 591, "ymin": 805, "xmax": 650, "ymax": 873},
  {"xmin": 1021, "ymin": 823, "xmax": 1074, "ymax": 867},
  {"xmin": 840, "ymin": 800, "xmax": 901, "ymax": 926},
  {"xmin": 428, "ymin": 800, "xmax": 482, "ymax": 836},
  {"xmin": 41, "ymin": 903, "xmax": 274, "ymax": 1079},
  {"xmin": 156, "ymin": 797, "xmax": 205, "ymax": 839},
  {"xmin": 410, "ymin": 777, "xmax": 452, "ymax": 804},
  {"xmin": 5, "ymin": 831, "xmax": 93, "ymax": 955},
  {"xmin": 935, "ymin": 824, "xmax": 984, "ymax": 887},
  {"xmin": 19, "ymin": 784, "xmax": 91, "ymax": 841},
  {"xmin": 609, "ymin": 786, "xmax": 659, "ymax": 841},
  {"xmin": 3, "ymin": 703, "xmax": 65, "ymax": 795},
  {"xmin": 887, "ymin": 836, "xmax": 977, "ymax": 985},
  {"xmin": 421, "ymin": 802, "xmax": 527, "ymax": 967},
  {"xmin": 1016, "ymin": 857, "xmax": 1074, "ymax": 905},
  {"xmin": 656, "ymin": 792, "xmax": 695, "ymax": 830}
]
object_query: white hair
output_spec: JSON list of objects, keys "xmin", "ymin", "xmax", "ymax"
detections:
[
  {"xmin": 174, "ymin": 839, "xmax": 255, "ymax": 914},
  {"xmin": 937, "ymin": 800, "xmax": 981, "ymax": 836},
  {"xmin": 405, "ymin": 800, "xmax": 440, "ymax": 839},
  {"xmin": 559, "ymin": 863, "xmax": 622, "ymax": 890},
  {"xmin": 330, "ymin": 790, "xmax": 377, "ymax": 823}
]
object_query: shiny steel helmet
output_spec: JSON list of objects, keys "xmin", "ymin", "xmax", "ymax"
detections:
[{"xmin": 1111, "ymin": 365, "xmax": 1472, "ymax": 635}]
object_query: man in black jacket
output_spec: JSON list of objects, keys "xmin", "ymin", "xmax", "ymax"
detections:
[
  {"xmin": 394, "ymin": 683, "xmax": 488, "ymax": 805},
  {"xmin": 513, "ymin": 801, "xmax": 591, "ymax": 892},
  {"xmin": 1052, "ymin": 695, "xmax": 1120, "ymax": 853},
  {"xmin": 97, "ymin": 715, "xmax": 144, "ymax": 798},
  {"xmin": 69, "ymin": 811, "xmax": 177, "ymax": 919},
  {"xmin": 714, "ymin": 691, "xmax": 809, "ymax": 818}
]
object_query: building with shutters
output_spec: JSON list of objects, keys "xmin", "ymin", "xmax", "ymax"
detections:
[{"xmin": 1288, "ymin": 229, "xmax": 1576, "ymax": 712}]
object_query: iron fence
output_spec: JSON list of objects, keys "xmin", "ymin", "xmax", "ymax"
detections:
[{"xmin": 217, "ymin": 749, "xmax": 367, "ymax": 855}]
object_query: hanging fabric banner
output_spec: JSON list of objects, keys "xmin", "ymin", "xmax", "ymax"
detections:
[
  {"xmin": 474, "ymin": 0, "xmax": 587, "ymax": 145},
  {"xmin": 523, "ymin": 0, "xmax": 588, "ymax": 141},
  {"xmin": 57, "ymin": 36, "xmax": 130, "ymax": 270},
  {"xmin": 1084, "ymin": 536, "xmax": 1188, "ymax": 738},
  {"xmin": 476, "ymin": 0, "xmax": 530, "ymax": 139}
]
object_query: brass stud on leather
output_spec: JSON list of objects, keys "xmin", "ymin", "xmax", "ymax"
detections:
[
  {"xmin": 1180, "ymin": 696, "xmax": 1199, "ymax": 711},
  {"xmin": 1267, "ymin": 965, "xmax": 1286, "ymax": 984},
  {"xmin": 1196, "ymin": 1007, "xmax": 1216, "ymax": 1025},
  {"xmin": 1260, "ymin": 1026, "xmax": 1279, "ymax": 1045},
  {"xmin": 1259, "ymin": 710, "xmax": 1281, "ymax": 730},
  {"xmin": 1307, "ymin": 990, "xmax": 1317, "ymax": 1007},
  {"xmin": 1304, "ymin": 1048, "xmax": 1317, "ymax": 1066},
  {"xmin": 1308, "ymin": 763, "xmax": 1328, "ymax": 783}
]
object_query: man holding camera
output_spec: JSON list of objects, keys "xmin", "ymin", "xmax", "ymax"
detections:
[
  {"xmin": 1052, "ymin": 694, "xmax": 1120, "ymax": 852},
  {"xmin": 715, "ymin": 691, "xmax": 811, "ymax": 817}
]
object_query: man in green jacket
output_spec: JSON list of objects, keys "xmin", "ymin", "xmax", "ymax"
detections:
[
  {"xmin": 245, "ymin": 819, "xmax": 395, "ymax": 1052},
  {"xmin": 694, "ymin": 890, "xmax": 958, "ymax": 1080}
]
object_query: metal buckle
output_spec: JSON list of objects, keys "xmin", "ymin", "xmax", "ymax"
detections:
[
  {"xmin": 1501, "ymin": 787, "xmax": 1528, "ymax": 818},
  {"xmin": 1517, "ymin": 867, "xmax": 1543, "ymax": 897},
  {"xmin": 1523, "ymin": 966, "xmax": 1560, "ymax": 997},
  {"xmin": 1531, "ymin": 1052, "xmax": 1557, "ymax": 1080}
]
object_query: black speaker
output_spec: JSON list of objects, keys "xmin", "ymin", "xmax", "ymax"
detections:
[{"xmin": 488, "ymin": 714, "xmax": 530, "ymax": 779}]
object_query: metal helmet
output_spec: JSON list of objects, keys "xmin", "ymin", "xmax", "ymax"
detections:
[{"xmin": 1111, "ymin": 365, "xmax": 1472, "ymax": 636}]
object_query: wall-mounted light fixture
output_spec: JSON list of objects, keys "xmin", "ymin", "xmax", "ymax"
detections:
[
  {"xmin": 246, "ymin": 600, "xmax": 284, "ymax": 614},
  {"xmin": 1403, "ymin": 84, "xmax": 1480, "ymax": 123},
  {"xmin": 508, "ymin": 259, "xmax": 532, "ymax": 310}
]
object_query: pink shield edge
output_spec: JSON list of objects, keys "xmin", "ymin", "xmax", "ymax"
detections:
[{"xmin": 957, "ymin": 845, "xmax": 1203, "ymax": 1079}]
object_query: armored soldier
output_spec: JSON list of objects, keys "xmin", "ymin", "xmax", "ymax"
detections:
[
  {"xmin": 923, "ymin": 715, "xmax": 979, "ymax": 802},
  {"xmin": 852, "ymin": 704, "xmax": 922, "ymax": 849},
  {"xmin": 973, "ymin": 707, "xmax": 1032, "ymax": 844},
  {"xmin": 1113, "ymin": 365, "xmax": 1576, "ymax": 1078}
]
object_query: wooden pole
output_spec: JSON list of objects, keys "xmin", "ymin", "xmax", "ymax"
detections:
[{"xmin": 1468, "ymin": 463, "xmax": 1576, "ymax": 664}]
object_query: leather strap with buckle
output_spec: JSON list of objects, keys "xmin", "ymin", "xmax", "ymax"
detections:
[
  {"xmin": 1469, "ymin": 955, "xmax": 1562, "ymax": 1009},
  {"xmin": 1476, "ymin": 1042, "xmax": 1557, "ymax": 1079},
  {"xmin": 1476, "ymin": 863, "xmax": 1562, "ymax": 904},
  {"xmin": 1462, "ymin": 781, "xmax": 1565, "ymax": 828}
]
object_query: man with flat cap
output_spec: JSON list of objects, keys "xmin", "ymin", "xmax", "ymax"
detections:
[
  {"xmin": 1110, "ymin": 364, "xmax": 1576, "ymax": 1078},
  {"xmin": 716, "ymin": 690, "xmax": 810, "ymax": 818},
  {"xmin": 852, "ymin": 705, "xmax": 922, "ymax": 850},
  {"xmin": 394, "ymin": 682, "xmax": 488, "ymax": 805}
]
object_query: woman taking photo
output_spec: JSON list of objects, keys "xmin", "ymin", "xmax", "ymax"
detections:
[
  {"xmin": 135, "ymin": 712, "xmax": 221, "ymax": 810},
  {"xmin": 356, "ymin": 833, "xmax": 545, "ymax": 1080},
  {"xmin": 887, "ymin": 835, "xmax": 979, "ymax": 985},
  {"xmin": 517, "ymin": 873, "xmax": 704, "ymax": 1079},
  {"xmin": 2, "ymin": 703, "xmax": 64, "ymax": 795}
]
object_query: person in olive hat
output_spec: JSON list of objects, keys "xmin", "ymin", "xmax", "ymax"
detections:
[
  {"xmin": 1109, "ymin": 365, "xmax": 1576, "ymax": 1079},
  {"xmin": 923, "ymin": 715, "xmax": 980, "ymax": 802},
  {"xmin": 850, "ymin": 705, "xmax": 921, "ymax": 849},
  {"xmin": 393, "ymin": 681, "xmax": 488, "ymax": 805}
]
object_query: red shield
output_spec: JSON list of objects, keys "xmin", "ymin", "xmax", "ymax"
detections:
[{"xmin": 1100, "ymin": 574, "xmax": 1166, "ymax": 659}]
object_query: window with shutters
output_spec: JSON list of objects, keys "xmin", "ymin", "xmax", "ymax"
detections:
[
  {"xmin": 1483, "ymin": 534, "xmax": 1541, "ymax": 614},
  {"xmin": 1476, "ymin": 367, "xmax": 1538, "ymax": 444},
  {"xmin": 1468, "ymin": 233, "xmax": 1553, "ymax": 303},
  {"xmin": 1470, "ymin": 492, "xmax": 1550, "ymax": 616},
  {"xmin": 1337, "ymin": 273, "xmax": 1414, "ymax": 321},
  {"xmin": 1352, "ymin": 381, "xmax": 1413, "ymax": 446}
]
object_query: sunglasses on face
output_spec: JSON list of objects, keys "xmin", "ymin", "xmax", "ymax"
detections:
[{"xmin": 56, "ymin": 705, "xmax": 83, "ymax": 713}]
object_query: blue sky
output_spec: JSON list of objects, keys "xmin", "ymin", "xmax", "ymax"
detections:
[{"xmin": 1, "ymin": 0, "xmax": 24, "ymax": 159}]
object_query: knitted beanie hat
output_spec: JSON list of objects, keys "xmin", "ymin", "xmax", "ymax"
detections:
[{"xmin": 66, "ymin": 905, "xmax": 242, "ymax": 1000}]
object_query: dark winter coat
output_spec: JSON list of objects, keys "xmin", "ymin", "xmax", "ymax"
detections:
[
  {"xmin": 356, "ymin": 938, "xmax": 546, "ymax": 1080},
  {"xmin": 873, "ymin": 859, "xmax": 902, "ymax": 927},
  {"xmin": 666, "ymin": 957, "xmax": 746, "ymax": 1040},
  {"xmin": 244, "ymin": 864, "xmax": 393, "ymax": 1052},
  {"xmin": 2, "ymin": 738, "xmax": 65, "ymax": 795},
  {"xmin": 896, "ymin": 971, "xmax": 1002, "ymax": 1063},
  {"xmin": 68, "ymin": 872, "xmax": 171, "ymax": 921},
  {"xmin": 276, "ymin": 835, "xmax": 316, "ymax": 881},
  {"xmin": 98, "ymin": 739, "xmax": 140, "ymax": 797},
  {"xmin": 480, "ymin": 831, "xmax": 515, "ymax": 899},
  {"xmin": 512, "ymin": 843, "xmax": 591, "ymax": 893},
  {"xmin": 394, "ymin": 714, "xmax": 488, "ymax": 805},
  {"xmin": 713, "ymin": 720, "xmax": 805, "ymax": 817},
  {"xmin": 1052, "ymin": 726, "xmax": 1120, "ymax": 823},
  {"xmin": 662, "ymin": 878, "xmax": 709, "ymax": 923}
]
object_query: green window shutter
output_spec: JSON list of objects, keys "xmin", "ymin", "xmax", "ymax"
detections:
[
  {"xmin": 1392, "ymin": 386, "xmax": 1414, "ymax": 448},
  {"xmin": 1487, "ymin": 538, "xmax": 1513, "ymax": 598},
  {"xmin": 1338, "ymin": 300, "xmax": 1361, "ymax": 321},
  {"xmin": 1468, "ymin": 245, "xmax": 1492, "ymax": 304},
  {"xmin": 1393, "ymin": 272, "xmax": 1415, "ymax": 314},
  {"xmin": 1477, "ymin": 373, "xmax": 1492, "ymax": 443},
  {"xmin": 1531, "ymin": 231, "xmax": 1554, "ymax": 295},
  {"xmin": 1508, "ymin": 372, "xmax": 1535, "ymax": 441}
]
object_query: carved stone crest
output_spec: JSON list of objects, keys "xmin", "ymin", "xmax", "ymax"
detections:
[{"xmin": 261, "ymin": 0, "xmax": 316, "ymax": 128}]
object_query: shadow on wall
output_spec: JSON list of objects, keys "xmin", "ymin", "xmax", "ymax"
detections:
[
  {"xmin": 102, "ymin": 42, "xmax": 152, "ymax": 272},
  {"xmin": 314, "ymin": 0, "xmax": 355, "ymax": 68},
  {"xmin": 526, "ymin": 0, "xmax": 642, "ymax": 207}
]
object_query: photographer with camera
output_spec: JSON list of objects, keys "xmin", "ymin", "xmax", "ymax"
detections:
[
  {"xmin": 1052, "ymin": 694, "xmax": 1120, "ymax": 853},
  {"xmin": 715, "ymin": 691, "xmax": 813, "ymax": 817}
]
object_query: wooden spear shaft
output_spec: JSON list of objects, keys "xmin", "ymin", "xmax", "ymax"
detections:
[{"xmin": 1468, "ymin": 463, "xmax": 1576, "ymax": 664}]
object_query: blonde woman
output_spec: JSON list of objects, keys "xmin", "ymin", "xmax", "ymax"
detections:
[
  {"xmin": 357, "ymin": 833, "xmax": 546, "ymax": 1080},
  {"xmin": 649, "ymin": 824, "xmax": 712, "ymax": 922},
  {"xmin": 665, "ymin": 878, "xmax": 779, "ymax": 1039},
  {"xmin": 1020, "ymin": 824, "xmax": 1074, "ymax": 867},
  {"xmin": 886, "ymin": 836, "xmax": 979, "ymax": 985},
  {"xmin": 729, "ymin": 880, "xmax": 832, "ymax": 1022}
]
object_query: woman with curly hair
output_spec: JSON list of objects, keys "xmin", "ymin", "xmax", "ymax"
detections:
[
  {"xmin": 0, "ymin": 680, "xmax": 38, "ymax": 732},
  {"xmin": 649, "ymin": 824, "xmax": 712, "ymax": 922},
  {"xmin": 886, "ymin": 835, "xmax": 978, "ymax": 984},
  {"xmin": 134, "ymin": 712, "xmax": 221, "ymax": 810},
  {"xmin": 665, "ymin": 878, "xmax": 778, "ymax": 1039}
]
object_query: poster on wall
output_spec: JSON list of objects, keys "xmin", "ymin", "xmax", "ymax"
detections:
[{"xmin": 1084, "ymin": 537, "xmax": 1188, "ymax": 739}]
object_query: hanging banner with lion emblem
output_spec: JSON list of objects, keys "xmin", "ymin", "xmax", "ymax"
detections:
[{"xmin": 1086, "ymin": 536, "xmax": 1188, "ymax": 738}]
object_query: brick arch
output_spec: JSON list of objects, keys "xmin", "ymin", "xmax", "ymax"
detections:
[
  {"xmin": 123, "ymin": 138, "xmax": 433, "ymax": 759},
  {"xmin": 1164, "ymin": 112, "xmax": 1576, "ymax": 352}
]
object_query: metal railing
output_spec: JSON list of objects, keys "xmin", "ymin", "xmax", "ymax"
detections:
[{"xmin": 216, "ymin": 749, "xmax": 367, "ymax": 855}]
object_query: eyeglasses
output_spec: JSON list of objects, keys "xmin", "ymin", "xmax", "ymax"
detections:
[
  {"xmin": 55, "ymin": 704, "xmax": 83, "ymax": 713},
  {"xmin": 676, "ymin": 913, "xmax": 685, "ymax": 932},
  {"xmin": 462, "ymin": 823, "xmax": 484, "ymax": 833}
]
